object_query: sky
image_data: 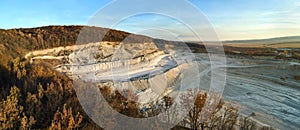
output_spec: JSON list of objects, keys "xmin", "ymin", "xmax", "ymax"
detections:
[{"xmin": 0, "ymin": 0, "xmax": 299, "ymax": 41}]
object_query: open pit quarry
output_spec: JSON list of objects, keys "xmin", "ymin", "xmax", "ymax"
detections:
[
  {"xmin": 25, "ymin": 41, "xmax": 201, "ymax": 105},
  {"xmin": 25, "ymin": 41, "xmax": 300, "ymax": 129}
]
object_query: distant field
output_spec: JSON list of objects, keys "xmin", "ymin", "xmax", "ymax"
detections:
[{"xmin": 224, "ymin": 42, "xmax": 300, "ymax": 48}]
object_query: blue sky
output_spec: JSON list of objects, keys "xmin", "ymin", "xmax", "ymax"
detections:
[{"xmin": 1, "ymin": 0, "xmax": 299, "ymax": 40}]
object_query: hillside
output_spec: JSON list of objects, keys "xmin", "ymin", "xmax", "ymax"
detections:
[
  {"xmin": 0, "ymin": 25, "xmax": 154, "ymax": 52},
  {"xmin": 0, "ymin": 25, "xmax": 155, "ymax": 70}
]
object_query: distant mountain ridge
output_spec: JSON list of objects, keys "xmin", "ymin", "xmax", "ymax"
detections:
[{"xmin": 224, "ymin": 36, "xmax": 300, "ymax": 44}]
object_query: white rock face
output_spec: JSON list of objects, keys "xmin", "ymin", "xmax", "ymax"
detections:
[
  {"xmin": 26, "ymin": 42, "xmax": 192, "ymax": 95},
  {"xmin": 25, "ymin": 41, "xmax": 197, "ymax": 105}
]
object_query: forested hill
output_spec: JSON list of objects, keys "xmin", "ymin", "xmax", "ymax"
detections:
[{"xmin": 0, "ymin": 25, "xmax": 154, "ymax": 51}]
